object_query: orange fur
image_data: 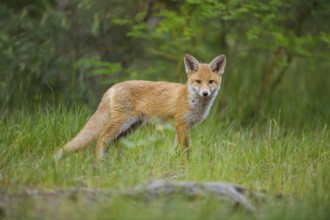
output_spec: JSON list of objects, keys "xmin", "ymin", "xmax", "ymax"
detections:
[{"xmin": 54, "ymin": 54, "xmax": 227, "ymax": 160}]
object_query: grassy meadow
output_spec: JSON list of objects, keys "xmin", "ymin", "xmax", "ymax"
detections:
[
  {"xmin": 0, "ymin": 0, "xmax": 329, "ymax": 219},
  {"xmin": 0, "ymin": 103, "xmax": 329, "ymax": 219}
]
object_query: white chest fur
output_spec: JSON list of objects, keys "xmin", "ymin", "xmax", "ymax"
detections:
[{"xmin": 185, "ymin": 86, "xmax": 220, "ymax": 128}]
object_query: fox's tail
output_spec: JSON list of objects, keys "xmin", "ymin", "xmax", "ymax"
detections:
[{"xmin": 53, "ymin": 94, "xmax": 111, "ymax": 160}]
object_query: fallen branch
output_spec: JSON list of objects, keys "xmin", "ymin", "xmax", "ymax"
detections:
[
  {"xmin": 123, "ymin": 180, "xmax": 265, "ymax": 211},
  {"xmin": 0, "ymin": 180, "xmax": 266, "ymax": 216}
]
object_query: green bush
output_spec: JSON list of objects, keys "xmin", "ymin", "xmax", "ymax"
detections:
[{"xmin": 0, "ymin": 0, "xmax": 329, "ymax": 126}]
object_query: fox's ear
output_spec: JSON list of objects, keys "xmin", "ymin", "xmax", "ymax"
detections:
[
  {"xmin": 184, "ymin": 54, "xmax": 199, "ymax": 74},
  {"xmin": 210, "ymin": 55, "xmax": 226, "ymax": 74}
]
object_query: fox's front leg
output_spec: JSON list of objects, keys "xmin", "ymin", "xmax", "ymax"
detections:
[{"xmin": 175, "ymin": 122, "xmax": 190, "ymax": 155}]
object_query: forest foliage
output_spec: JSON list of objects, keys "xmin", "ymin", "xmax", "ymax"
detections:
[
  {"xmin": 0, "ymin": 0, "xmax": 329, "ymax": 126},
  {"xmin": 0, "ymin": 2, "xmax": 329, "ymax": 218}
]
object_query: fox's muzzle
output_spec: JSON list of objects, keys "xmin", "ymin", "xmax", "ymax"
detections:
[{"xmin": 200, "ymin": 90, "xmax": 211, "ymax": 97}]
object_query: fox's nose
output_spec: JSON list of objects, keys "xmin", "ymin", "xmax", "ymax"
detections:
[{"xmin": 202, "ymin": 91, "xmax": 209, "ymax": 97}]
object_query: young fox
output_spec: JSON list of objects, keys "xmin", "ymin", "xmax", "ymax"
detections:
[{"xmin": 54, "ymin": 54, "xmax": 226, "ymax": 160}]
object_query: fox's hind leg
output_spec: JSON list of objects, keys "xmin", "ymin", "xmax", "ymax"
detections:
[
  {"xmin": 113, "ymin": 119, "xmax": 144, "ymax": 158},
  {"xmin": 95, "ymin": 115, "xmax": 142, "ymax": 160}
]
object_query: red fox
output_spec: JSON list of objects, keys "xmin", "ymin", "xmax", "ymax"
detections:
[{"xmin": 54, "ymin": 54, "xmax": 226, "ymax": 160}]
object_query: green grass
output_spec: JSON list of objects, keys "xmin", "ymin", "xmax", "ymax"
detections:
[{"xmin": 0, "ymin": 105, "xmax": 329, "ymax": 219}]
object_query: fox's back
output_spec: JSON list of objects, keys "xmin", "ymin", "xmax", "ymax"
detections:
[{"xmin": 108, "ymin": 80, "xmax": 188, "ymax": 119}]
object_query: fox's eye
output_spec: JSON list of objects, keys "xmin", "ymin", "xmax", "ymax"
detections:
[
  {"xmin": 209, "ymin": 80, "xmax": 214, "ymax": 84},
  {"xmin": 195, "ymin": 80, "xmax": 201, "ymax": 84}
]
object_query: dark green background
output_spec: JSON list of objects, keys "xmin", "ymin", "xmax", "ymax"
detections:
[{"xmin": 0, "ymin": 0, "xmax": 329, "ymax": 127}]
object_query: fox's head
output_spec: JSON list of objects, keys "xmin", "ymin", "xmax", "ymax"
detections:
[{"xmin": 184, "ymin": 54, "xmax": 226, "ymax": 98}]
